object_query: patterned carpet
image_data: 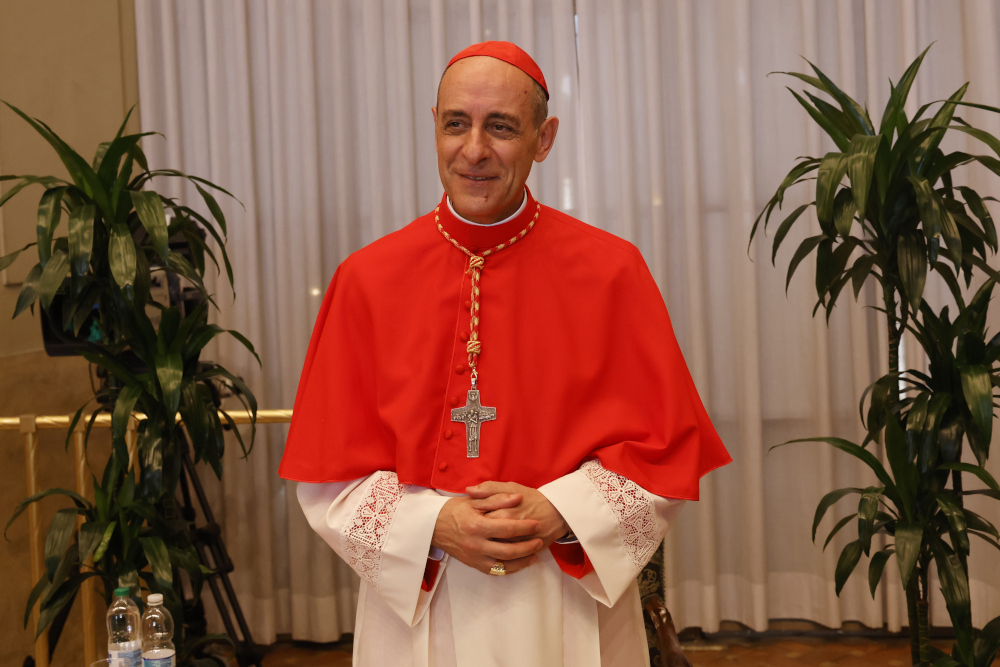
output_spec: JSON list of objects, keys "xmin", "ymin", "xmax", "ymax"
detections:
[
  {"xmin": 261, "ymin": 639, "xmax": 352, "ymax": 666},
  {"xmin": 260, "ymin": 635, "xmax": 948, "ymax": 666},
  {"xmin": 684, "ymin": 636, "xmax": 949, "ymax": 666}
]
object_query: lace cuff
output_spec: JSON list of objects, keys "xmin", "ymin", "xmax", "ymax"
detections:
[
  {"xmin": 579, "ymin": 459, "xmax": 659, "ymax": 574},
  {"xmin": 341, "ymin": 470, "xmax": 405, "ymax": 590}
]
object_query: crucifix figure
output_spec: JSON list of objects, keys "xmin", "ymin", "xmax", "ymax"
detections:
[{"xmin": 451, "ymin": 388, "xmax": 497, "ymax": 458}]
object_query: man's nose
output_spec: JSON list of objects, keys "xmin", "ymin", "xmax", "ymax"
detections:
[{"xmin": 462, "ymin": 127, "xmax": 490, "ymax": 164}]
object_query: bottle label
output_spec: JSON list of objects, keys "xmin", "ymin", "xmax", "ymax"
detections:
[
  {"xmin": 109, "ymin": 648, "xmax": 142, "ymax": 667},
  {"xmin": 142, "ymin": 650, "xmax": 176, "ymax": 667}
]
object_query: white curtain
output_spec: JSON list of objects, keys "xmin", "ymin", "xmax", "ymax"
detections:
[{"xmin": 134, "ymin": 0, "xmax": 1000, "ymax": 643}]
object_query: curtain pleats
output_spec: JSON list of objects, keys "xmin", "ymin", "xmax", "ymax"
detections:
[{"xmin": 134, "ymin": 0, "xmax": 1000, "ymax": 642}]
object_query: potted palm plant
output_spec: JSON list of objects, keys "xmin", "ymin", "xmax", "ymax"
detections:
[
  {"xmin": 1, "ymin": 102, "xmax": 258, "ymax": 664},
  {"xmin": 751, "ymin": 47, "xmax": 1000, "ymax": 667}
]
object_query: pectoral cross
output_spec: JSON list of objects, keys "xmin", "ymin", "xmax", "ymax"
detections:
[{"xmin": 451, "ymin": 388, "xmax": 497, "ymax": 458}]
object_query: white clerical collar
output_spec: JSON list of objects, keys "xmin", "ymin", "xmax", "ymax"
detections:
[{"xmin": 447, "ymin": 190, "xmax": 527, "ymax": 227}]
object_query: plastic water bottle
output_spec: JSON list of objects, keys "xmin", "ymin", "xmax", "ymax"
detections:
[
  {"xmin": 107, "ymin": 587, "xmax": 142, "ymax": 667},
  {"xmin": 141, "ymin": 593, "xmax": 176, "ymax": 667}
]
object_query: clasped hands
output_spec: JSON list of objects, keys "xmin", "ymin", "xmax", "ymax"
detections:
[{"xmin": 431, "ymin": 481, "xmax": 569, "ymax": 575}]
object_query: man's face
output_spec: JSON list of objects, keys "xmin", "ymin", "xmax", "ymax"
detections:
[{"xmin": 433, "ymin": 56, "xmax": 558, "ymax": 224}]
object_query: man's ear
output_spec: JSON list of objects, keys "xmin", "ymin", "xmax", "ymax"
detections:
[
  {"xmin": 432, "ymin": 106, "xmax": 438, "ymax": 125},
  {"xmin": 534, "ymin": 116, "xmax": 560, "ymax": 163}
]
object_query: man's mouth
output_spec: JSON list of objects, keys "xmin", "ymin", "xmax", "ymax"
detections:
[{"xmin": 460, "ymin": 174, "xmax": 497, "ymax": 182}]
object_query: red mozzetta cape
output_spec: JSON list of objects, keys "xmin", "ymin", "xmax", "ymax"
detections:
[{"xmin": 279, "ymin": 191, "xmax": 731, "ymax": 499}]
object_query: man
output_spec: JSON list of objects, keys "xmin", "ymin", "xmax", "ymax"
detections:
[{"xmin": 279, "ymin": 41, "xmax": 730, "ymax": 667}]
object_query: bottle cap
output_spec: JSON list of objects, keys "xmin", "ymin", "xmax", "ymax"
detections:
[
  {"xmin": 113, "ymin": 587, "xmax": 130, "ymax": 597},
  {"xmin": 147, "ymin": 593, "xmax": 164, "ymax": 605}
]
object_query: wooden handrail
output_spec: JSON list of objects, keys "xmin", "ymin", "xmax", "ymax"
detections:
[
  {"xmin": 0, "ymin": 409, "xmax": 293, "ymax": 430},
  {"xmin": 5, "ymin": 409, "xmax": 292, "ymax": 666}
]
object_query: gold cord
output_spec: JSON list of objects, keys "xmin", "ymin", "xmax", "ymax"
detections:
[{"xmin": 435, "ymin": 202, "xmax": 540, "ymax": 380}]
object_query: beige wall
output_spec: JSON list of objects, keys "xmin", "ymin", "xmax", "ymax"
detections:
[
  {"xmin": 0, "ymin": 0, "xmax": 139, "ymax": 357},
  {"xmin": 0, "ymin": 1, "xmax": 139, "ymax": 665}
]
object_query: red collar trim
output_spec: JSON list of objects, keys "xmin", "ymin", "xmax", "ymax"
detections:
[{"xmin": 435, "ymin": 189, "xmax": 539, "ymax": 254}]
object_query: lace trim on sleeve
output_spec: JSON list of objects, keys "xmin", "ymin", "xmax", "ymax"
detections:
[
  {"xmin": 341, "ymin": 471, "xmax": 406, "ymax": 590},
  {"xmin": 580, "ymin": 460, "xmax": 659, "ymax": 574}
]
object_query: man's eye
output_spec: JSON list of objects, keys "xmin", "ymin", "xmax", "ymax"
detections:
[{"xmin": 493, "ymin": 125, "xmax": 511, "ymax": 132}]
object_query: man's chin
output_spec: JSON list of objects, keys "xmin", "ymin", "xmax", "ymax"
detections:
[{"xmin": 449, "ymin": 194, "xmax": 502, "ymax": 222}]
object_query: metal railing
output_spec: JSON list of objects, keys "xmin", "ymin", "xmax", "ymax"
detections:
[{"xmin": 0, "ymin": 409, "xmax": 292, "ymax": 667}]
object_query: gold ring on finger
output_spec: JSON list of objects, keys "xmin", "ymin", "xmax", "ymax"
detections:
[{"xmin": 489, "ymin": 560, "xmax": 507, "ymax": 576}]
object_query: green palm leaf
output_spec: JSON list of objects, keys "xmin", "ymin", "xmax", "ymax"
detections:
[
  {"xmin": 2, "ymin": 101, "xmax": 113, "ymax": 218},
  {"xmin": 35, "ymin": 186, "xmax": 66, "ymax": 266},
  {"xmin": 846, "ymin": 134, "xmax": 883, "ymax": 221}
]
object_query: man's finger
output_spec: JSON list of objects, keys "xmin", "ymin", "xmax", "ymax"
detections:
[
  {"xmin": 482, "ymin": 537, "xmax": 543, "ymax": 561},
  {"xmin": 478, "ymin": 516, "xmax": 539, "ymax": 540},
  {"xmin": 466, "ymin": 481, "xmax": 517, "ymax": 499},
  {"xmin": 470, "ymin": 493, "xmax": 521, "ymax": 513}
]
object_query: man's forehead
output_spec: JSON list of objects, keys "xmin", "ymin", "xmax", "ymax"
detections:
[{"xmin": 437, "ymin": 56, "xmax": 536, "ymax": 125}]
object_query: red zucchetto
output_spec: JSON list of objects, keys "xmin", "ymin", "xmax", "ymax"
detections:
[{"xmin": 447, "ymin": 41, "xmax": 549, "ymax": 99}]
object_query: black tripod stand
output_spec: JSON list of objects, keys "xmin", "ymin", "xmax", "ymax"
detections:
[{"xmin": 176, "ymin": 429, "xmax": 264, "ymax": 667}]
